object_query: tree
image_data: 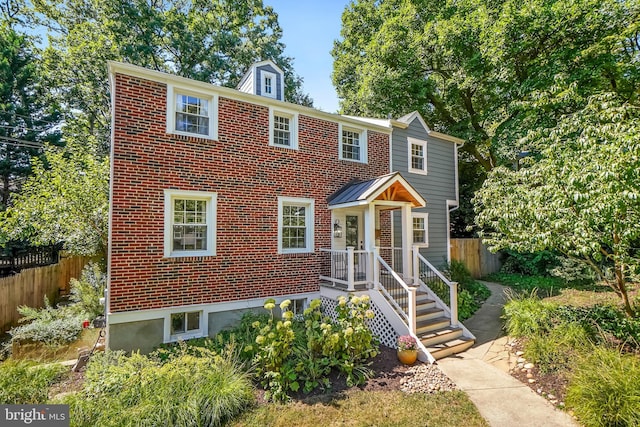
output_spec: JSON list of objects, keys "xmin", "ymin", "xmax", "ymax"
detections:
[
  {"xmin": 1, "ymin": 137, "xmax": 109, "ymax": 260},
  {"xmin": 332, "ymin": 0, "xmax": 639, "ymax": 170},
  {"xmin": 474, "ymin": 93, "xmax": 640, "ymax": 316},
  {"xmin": 0, "ymin": 23, "xmax": 61, "ymax": 209},
  {"xmin": 33, "ymin": 0, "xmax": 312, "ymax": 149}
]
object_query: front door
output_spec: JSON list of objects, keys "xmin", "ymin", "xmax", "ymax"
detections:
[{"xmin": 345, "ymin": 215, "xmax": 360, "ymax": 249}]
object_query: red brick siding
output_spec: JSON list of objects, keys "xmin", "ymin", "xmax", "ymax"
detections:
[{"xmin": 109, "ymin": 74, "xmax": 389, "ymax": 313}]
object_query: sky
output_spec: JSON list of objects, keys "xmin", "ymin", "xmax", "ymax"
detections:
[
  {"xmin": 267, "ymin": 1, "xmax": 350, "ymax": 113},
  {"xmin": 27, "ymin": 0, "xmax": 349, "ymax": 113}
]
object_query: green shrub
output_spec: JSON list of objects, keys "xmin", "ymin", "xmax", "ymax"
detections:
[
  {"xmin": 457, "ymin": 290, "xmax": 479, "ymax": 321},
  {"xmin": 251, "ymin": 298, "xmax": 297, "ymax": 402},
  {"xmin": 556, "ymin": 305, "xmax": 640, "ymax": 349},
  {"xmin": 69, "ymin": 262, "xmax": 106, "ymax": 319},
  {"xmin": 330, "ymin": 294, "xmax": 378, "ymax": 385},
  {"xmin": 548, "ymin": 257, "xmax": 595, "ymax": 283},
  {"xmin": 64, "ymin": 350, "xmax": 254, "ymax": 427},
  {"xmin": 155, "ymin": 297, "xmax": 379, "ymax": 403},
  {"xmin": 443, "ymin": 260, "xmax": 490, "ymax": 320},
  {"xmin": 251, "ymin": 296, "xmax": 379, "ymax": 402},
  {"xmin": 524, "ymin": 322, "xmax": 593, "ymax": 373},
  {"xmin": 446, "ymin": 260, "xmax": 475, "ymax": 286},
  {"xmin": 500, "ymin": 250, "xmax": 559, "ymax": 276},
  {"xmin": 9, "ymin": 298, "xmax": 86, "ymax": 346},
  {"xmin": 502, "ymin": 289, "xmax": 559, "ymax": 337},
  {"xmin": 0, "ymin": 360, "xmax": 67, "ymax": 404},
  {"xmin": 567, "ymin": 347, "xmax": 640, "ymax": 427},
  {"xmin": 153, "ymin": 311, "xmax": 269, "ymax": 365}
]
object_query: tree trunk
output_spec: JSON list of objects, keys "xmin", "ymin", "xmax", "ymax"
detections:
[{"xmin": 614, "ymin": 266, "xmax": 635, "ymax": 318}]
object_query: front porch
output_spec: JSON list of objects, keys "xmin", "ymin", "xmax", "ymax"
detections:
[
  {"xmin": 320, "ymin": 172, "xmax": 475, "ymax": 362},
  {"xmin": 319, "ymin": 246, "xmax": 476, "ymax": 363}
]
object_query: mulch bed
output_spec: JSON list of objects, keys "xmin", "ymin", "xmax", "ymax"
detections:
[{"xmin": 508, "ymin": 340, "xmax": 570, "ymax": 405}]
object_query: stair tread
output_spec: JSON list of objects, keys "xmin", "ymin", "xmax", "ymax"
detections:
[
  {"xmin": 417, "ymin": 326, "xmax": 463, "ymax": 340},
  {"xmin": 415, "ymin": 306, "xmax": 443, "ymax": 316},
  {"xmin": 416, "ymin": 316, "xmax": 449, "ymax": 326},
  {"xmin": 426, "ymin": 338, "xmax": 475, "ymax": 353}
]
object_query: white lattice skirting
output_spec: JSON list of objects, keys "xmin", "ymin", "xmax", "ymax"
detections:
[{"xmin": 321, "ymin": 295, "xmax": 399, "ymax": 349}]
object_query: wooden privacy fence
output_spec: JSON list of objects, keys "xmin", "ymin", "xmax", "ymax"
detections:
[
  {"xmin": 0, "ymin": 255, "xmax": 89, "ymax": 333},
  {"xmin": 451, "ymin": 238, "xmax": 502, "ymax": 279}
]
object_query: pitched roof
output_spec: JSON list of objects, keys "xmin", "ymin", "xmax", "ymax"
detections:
[{"xmin": 328, "ymin": 172, "xmax": 426, "ymax": 208}]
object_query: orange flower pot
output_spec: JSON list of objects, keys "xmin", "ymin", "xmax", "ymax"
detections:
[{"xmin": 397, "ymin": 349, "xmax": 418, "ymax": 365}]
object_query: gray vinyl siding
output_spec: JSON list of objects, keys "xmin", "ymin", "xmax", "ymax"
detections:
[
  {"xmin": 255, "ymin": 64, "xmax": 283, "ymax": 100},
  {"xmin": 391, "ymin": 117, "xmax": 457, "ymax": 268}
]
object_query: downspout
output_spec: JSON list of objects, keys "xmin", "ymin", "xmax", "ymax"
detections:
[
  {"xmin": 447, "ymin": 140, "xmax": 464, "ymax": 264},
  {"xmin": 105, "ymin": 63, "xmax": 117, "ymax": 350}
]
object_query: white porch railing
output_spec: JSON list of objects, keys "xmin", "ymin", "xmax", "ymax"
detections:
[
  {"xmin": 377, "ymin": 247, "xmax": 404, "ymax": 275},
  {"xmin": 412, "ymin": 247, "xmax": 458, "ymax": 327},
  {"xmin": 374, "ymin": 250, "xmax": 417, "ymax": 334},
  {"xmin": 319, "ymin": 247, "xmax": 369, "ymax": 291}
]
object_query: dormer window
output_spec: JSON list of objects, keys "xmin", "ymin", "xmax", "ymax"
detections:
[
  {"xmin": 237, "ymin": 60, "xmax": 284, "ymax": 100},
  {"xmin": 265, "ymin": 77, "xmax": 273, "ymax": 95},
  {"xmin": 261, "ymin": 71, "xmax": 277, "ymax": 99}
]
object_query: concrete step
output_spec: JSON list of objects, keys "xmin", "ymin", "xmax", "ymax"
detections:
[
  {"xmin": 417, "ymin": 326, "xmax": 464, "ymax": 347},
  {"xmin": 415, "ymin": 316, "xmax": 450, "ymax": 335},
  {"xmin": 425, "ymin": 337, "xmax": 475, "ymax": 360},
  {"xmin": 415, "ymin": 306, "xmax": 445, "ymax": 322}
]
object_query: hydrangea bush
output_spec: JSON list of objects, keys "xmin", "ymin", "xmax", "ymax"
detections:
[{"xmin": 251, "ymin": 295, "xmax": 379, "ymax": 401}]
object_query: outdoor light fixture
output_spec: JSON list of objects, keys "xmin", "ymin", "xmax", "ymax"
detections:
[{"xmin": 333, "ymin": 219, "xmax": 343, "ymax": 238}]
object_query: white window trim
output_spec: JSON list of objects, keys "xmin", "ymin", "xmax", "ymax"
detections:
[
  {"xmin": 166, "ymin": 85, "xmax": 218, "ymax": 140},
  {"xmin": 261, "ymin": 70, "xmax": 277, "ymax": 99},
  {"xmin": 277, "ymin": 196, "xmax": 315, "ymax": 254},
  {"xmin": 338, "ymin": 124, "xmax": 367, "ymax": 163},
  {"xmin": 269, "ymin": 107, "xmax": 298, "ymax": 149},
  {"xmin": 408, "ymin": 137, "xmax": 428, "ymax": 175},
  {"xmin": 164, "ymin": 189, "xmax": 217, "ymax": 258},
  {"xmin": 412, "ymin": 212, "xmax": 429, "ymax": 247},
  {"xmin": 164, "ymin": 309, "xmax": 205, "ymax": 343}
]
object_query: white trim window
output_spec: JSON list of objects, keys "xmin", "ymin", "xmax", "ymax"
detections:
[
  {"xmin": 408, "ymin": 137, "xmax": 428, "ymax": 175},
  {"xmin": 339, "ymin": 124, "xmax": 367, "ymax": 163},
  {"xmin": 166, "ymin": 86, "xmax": 218, "ymax": 139},
  {"xmin": 261, "ymin": 70, "xmax": 277, "ymax": 99},
  {"xmin": 168, "ymin": 310, "xmax": 203, "ymax": 341},
  {"xmin": 278, "ymin": 197, "xmax": 315, "ymax": 254},
  {"xmin": 269, "ymin": 108, "xmax": 298, "ymax": 149},
  {"xmin": 412, "ymin": 213, "xmax": 429, "ymax": 246},
  {"xmin": 164, "ymin": 190, "xmax": 217, "ymax": 257}
]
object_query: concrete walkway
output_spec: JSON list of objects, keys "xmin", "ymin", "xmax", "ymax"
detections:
[{"xmin": 436, "ymin": 281, "xmax": 578, "ymax": 427}]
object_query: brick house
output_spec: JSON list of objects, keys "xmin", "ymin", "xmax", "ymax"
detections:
[{"xmin": 107, "ymin": 60, "xmax": 475, "ymax": 361}]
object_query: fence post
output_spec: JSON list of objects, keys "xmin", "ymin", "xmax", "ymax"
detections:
[
  {"xmin": 450, "ymin": 281, "xmax": 459, "ymax": 327},
  {"xmin": 347, "ymin": 246, "xmax": 355, "ymax": 291}
]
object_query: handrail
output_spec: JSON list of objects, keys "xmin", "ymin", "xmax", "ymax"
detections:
[
  {"xmin": 375, "ymin": 251, "xmax": 417, "ymax": 334},
  {"xmin": 413, "ymin": 247, "xmax": 458, "ymax": 327},
  {"xmin": 416, "ymin": 252, "xmax": 453, "ymax": 285}
]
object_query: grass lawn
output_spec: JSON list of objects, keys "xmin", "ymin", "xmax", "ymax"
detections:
[{"xmin": 231, "ymin": 390, "xmax": 488, "ymax": 427}]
